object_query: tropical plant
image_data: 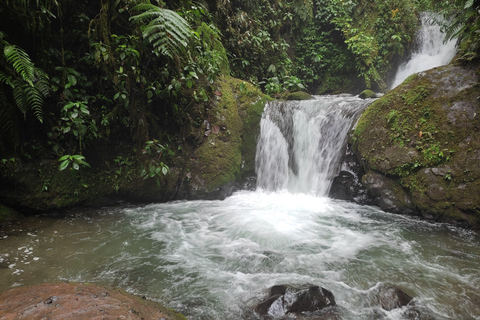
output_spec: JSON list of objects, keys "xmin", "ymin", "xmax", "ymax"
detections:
[
  {"xmin": 130, "ymin": 3, "xmax": 192, "ymax": 59},
  {"xmin": 438, "ymin": 0, "xmax": 480, "ymax": 62},
  {"xmin": 0, "ymin": 38, "xmax": 50, "ymax": 123},
  {"xmin": 58, "ymin": 154, "xmax": 91, "ymax": 171}
]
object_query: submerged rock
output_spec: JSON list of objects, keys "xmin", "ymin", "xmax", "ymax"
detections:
[
  {"xmin": 366, "ymin": 283, "xmax": 413, "ymax": 311},
  {"xmin": 0, "ymin": 282, "xmax": 187, "ymax": 320},
  {"xmin": 252, "ymin": 284, "xmax": 338, "ymax": 319}
]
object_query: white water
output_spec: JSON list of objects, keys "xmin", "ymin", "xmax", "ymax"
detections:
[
  {"xmin": 1, "ymin": 193, "xmax": 479, "ymax": 319},
  {"xmin": 256, "ymin": 95, "xmax": 370, "ymax": 196},
  {"xmin": 391, "ymin": 13, "xmax": 457, "ymax": 88},
  {"xmin": 1, "ymin": 96, "xmax": 480, "ymax": 319}
]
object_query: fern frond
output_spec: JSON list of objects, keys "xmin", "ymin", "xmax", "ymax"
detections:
[
  {"xmin": 130, "ymin": 4, "xmax": 192, "ymax": 58},
  {"xmin": 24, "ymin": 84, "xmax": 44, "ymax": 123},
  {"xmin": 0, "ymin": 90, "xmax": 15, "ymax": 136},
  {"xmin": 33, "ymin": 67, "xmax": 51, "ymax": 97},
  {"xmin": 4, "ymin": 45, "xmax": 36, "ymax": 86},
  {"xmin": 12, "ymin": 83, "xmax": 28, "ymax": 116}
]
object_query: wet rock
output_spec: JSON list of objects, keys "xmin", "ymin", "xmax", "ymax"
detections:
[
  {"xmin": 330, "ymin": 144, "xmax": 374, "ymax": 205},
  {"xmin": 253, "ymin": 284, "xmax": 337, "ymax": 319},
  {"xmin": 359, "ymin": 90, "xmax": 377, "ymax": 99},
  {"xmin": 362, "ymin": 171, "xmax": 415, "ymax": 215},
  {"xmin": 0, "ymin": 282, "xmax": 187, "ymax": 320},
  {"xmin": 352, "ymin": 63, "xmax": 480, "ymax": 227},
  {"xmin": 367, "ymin": 283, "xmax": 413, "ymax": 311}
]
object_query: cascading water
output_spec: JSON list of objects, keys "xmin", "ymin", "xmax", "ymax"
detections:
[
  {"xmin": 391, "ymin": 12, "xmax": 457, "ymax": 88},
  {"xmin": 255, "ymin": 95, "xmax": 371, "ymax": 196}
]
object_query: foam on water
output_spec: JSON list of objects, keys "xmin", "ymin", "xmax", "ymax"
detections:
[{"xmin": 0, "ymin": 192, "xmax": 480, "ymax": 319}]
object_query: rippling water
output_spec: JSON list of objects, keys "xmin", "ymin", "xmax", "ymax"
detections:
[{"xmin": 1, "ymin": 191, "xmax": 479, "ymax": 319}]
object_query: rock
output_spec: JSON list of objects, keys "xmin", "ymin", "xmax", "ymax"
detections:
[
  {"xmin": 329, "ymin": 144, "xmax": 374, "ymax": 205},
  {"xmin": 362, "ymin": 171, "xmax": 415, "ymax": 215},
  {"xmin": 367, "ymin": 283, "xmax": 413, "ymax": 311},
  {"xmin": 359, "ymin": 89, "xmax": 377, "ymax": 99},
  {"xmin": 280, "ymin": 91, "xmax": 313, "ymax": 100},
  {"xmin": 0, "ymin": 282, "xmax": 187, "ymax": 320},
  {"xmin": 253, "ymin": 284, "xmax": 337, "ymax": 319},
  {"xmin": 352, "ymin": 63, "xmax": 480, "ymax": 227}
]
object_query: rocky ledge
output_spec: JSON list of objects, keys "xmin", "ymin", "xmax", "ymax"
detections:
[{"xmin": 0, "ymin": 282, "xmax": 187, "ymax": 320}]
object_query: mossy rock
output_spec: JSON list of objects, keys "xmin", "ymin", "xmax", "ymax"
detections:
[
  {"xmin": 0, "ymin": 203, "xmax": 23, "ymax": 227},
  {"xmin": 351, "ymin": 64, "xmax": 480, "ymax": 227},
  {"xmin": 280, "ymin": 91, "xmax": 313, "ymax": 100},
  {"xmin": 187, "ymin": 76, "xmax": 271, "ymax": 196},
  {"xmin": 359, "ymin": 89, "xmax": 377, "ymax": 99}
]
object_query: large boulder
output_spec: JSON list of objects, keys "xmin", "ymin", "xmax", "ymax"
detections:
[{"xmin": 351, "ymin": 63, "xmax": 480, "ymax": 227}]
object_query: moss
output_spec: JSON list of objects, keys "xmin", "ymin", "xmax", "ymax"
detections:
[
  {"xmin": 352, "ymin": 64, "xmax": 480, "ymax": 226},
  {"xmin": 189, "ymin": 76, "xmax": 270, "ymax": 192},
  {"xmin": 359, "ymin": 89, "xmax": 377, "ymax": 99},
  {"xmin": 0, "ymin": 203, "xmax": 23, "ymax": 226},
  {"xmin": 280, "ymin": 91, "xmax": 312, "ymax": 100}
]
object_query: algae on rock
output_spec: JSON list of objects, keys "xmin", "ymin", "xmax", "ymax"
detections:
[{"xmin": 351, "ymin": 64, "xmax": 480, "ymax": 227}]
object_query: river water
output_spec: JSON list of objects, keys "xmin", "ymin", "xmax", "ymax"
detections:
[
  {"xmin": 0, "ymin": 192, "xmax": 479, "ymax": 319},
  {"xmin": 1, "ymin": 95, "xmax": 480, "ymax": 320}
]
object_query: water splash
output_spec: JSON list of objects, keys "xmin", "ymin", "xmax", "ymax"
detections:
[
  {"xmin": 255, "ymin": 95, "xmax": 371, "ymax": 196},
  {"xmin": 391, "ymin": 12, "xmax": 457, "ymax": 88}
]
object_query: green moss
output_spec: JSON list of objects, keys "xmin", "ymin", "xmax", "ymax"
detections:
[
  {"xmin": 280, "ymin": 91, "xmax": 312, "ymax": 100},
  {"xmin": 0, "ymin": 203, "xmax": 22, "ymax": 226},
  {"xmin": 190, "ymin": 76, "xmax": 270, "ymax": 191},
  {"xmin": 353, "ymin": 64, "xmax": 480, "ymax": 226},
  {"xmin": 359, "ymin": 89, "xmax": 377, "ymax": 99}
]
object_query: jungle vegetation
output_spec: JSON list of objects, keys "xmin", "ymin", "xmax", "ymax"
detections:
[{"xmin": 0, "ymin": 0, "xmax": 478, "ymax": 182}]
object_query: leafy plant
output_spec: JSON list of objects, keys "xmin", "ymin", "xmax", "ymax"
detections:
[
  {"xmin": 141, "ymin": 139, "xmax": 174, "ymax": 186},
  {"xmin": 130, "ymin": 3, "xmax": 192, "ymax": 59},
  {"xmin": 58, "ymin": 154, "xmax": 90, "ymax": 171},
  {"xmin": 0, "ymin": 39, "xmax": 50, "ymax": 123}
]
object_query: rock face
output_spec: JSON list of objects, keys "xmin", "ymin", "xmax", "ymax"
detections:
[
  {"xmin": 0, "ymin": 282, "xmax": 187, "ymax": 320},
  {"xmin": 252, "ymin": 284, "xmax": 337, "ymax": 319},
  {"xmin": 351, "ymin": 63, "xmax": 480, "ymax": 227}
]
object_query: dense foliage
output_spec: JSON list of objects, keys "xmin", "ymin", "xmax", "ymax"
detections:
[{"xmin": 0, "ymin": 0, "xmax": 476, "ymax": 182}]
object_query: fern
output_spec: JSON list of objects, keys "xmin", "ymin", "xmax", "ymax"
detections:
[
  {"xmin": 130, "ymin": 4, "xmax": 192, "ymax": 59},
  {"xmin": 4, "ymin": 45, "xmax": 36, "ymax": 86},
  {"xmin": 1, "ymin": 41, "xmax": 50, "ymax": 123}
]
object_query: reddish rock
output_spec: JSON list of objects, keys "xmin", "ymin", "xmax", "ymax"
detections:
[{"xmin": 0, "ymin": 282, "xmax": 187, "ymax": 320}]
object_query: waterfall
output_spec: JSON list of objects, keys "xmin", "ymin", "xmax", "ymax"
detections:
[
  {"xmin": 391, "ymin": 12, "xmax": 457, "ymax": 88},
  {"xmin": 255, "ymin": 95, "xmax": 372, "ymax": 196}
]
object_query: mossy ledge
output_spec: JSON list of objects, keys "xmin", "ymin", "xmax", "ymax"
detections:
[
  {"xmin": 351, "ymin": 64, "xmax": 480, "ymax": 228},
  {"xmin": 0, "ymin": 76, "xmax": 270, "ymax": 213}
]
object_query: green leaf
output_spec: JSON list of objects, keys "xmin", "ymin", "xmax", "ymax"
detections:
[
  {"xmin": 67, "ymin": 74, "xmax": 77, "ymax": 86},
  {"xmin": 59, "ymin": 160, "xmax": 70, "ymax": 171}
]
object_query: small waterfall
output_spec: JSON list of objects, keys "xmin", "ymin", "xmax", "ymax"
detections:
[
  {"xmin": 255, "ymin": 95, "xmax": 372, "ymax": 196},
  {"xmin": 391, "ymin": 12, "xmax": 457, "ymax": 88}
]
